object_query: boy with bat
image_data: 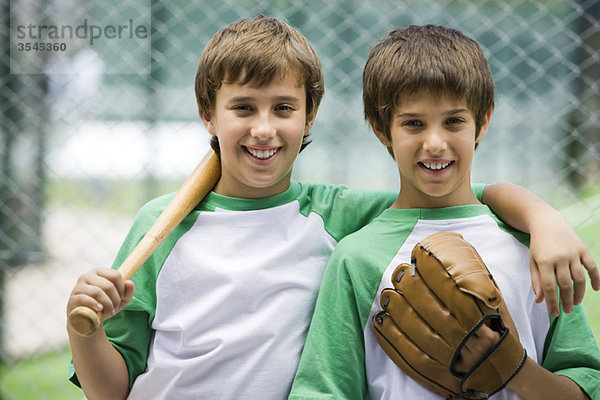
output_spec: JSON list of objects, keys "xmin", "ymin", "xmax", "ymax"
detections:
[
  {"xmin": 289, "ymin": 24, "xmax": 600, "ymax": 400},
  {"xmin": 67, "ymin": 16, "xmax": 598, "ymax": 400}
]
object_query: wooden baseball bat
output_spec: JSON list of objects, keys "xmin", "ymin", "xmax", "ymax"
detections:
[{"xmin": 68, "ymin": 149, "xmax": 220, "ymax": 336}]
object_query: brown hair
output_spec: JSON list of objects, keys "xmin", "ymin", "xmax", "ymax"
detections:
[
  {"xmin": 195, "ymin": 15, "xmax": 324, "ymax": 154},
  {"xmin": 363, "ymin": 25, "xmax": 494, "ymax": 157}
]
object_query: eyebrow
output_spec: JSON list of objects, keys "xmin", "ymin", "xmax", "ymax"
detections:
[
  {"xmin": 228, "ymin": 95, "xmax": 301, "ymax": 103},
  {"xmin": 396, "ymin": 109, "xmax": 470, "ymax": 118},
  {"xmin": 446, "ymin": 108, "xmax": 470, "ymax": 115}
]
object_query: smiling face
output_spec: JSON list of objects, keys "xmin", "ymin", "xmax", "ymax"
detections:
[
  {"xmin": 202, "ymin": 75, "xmax": 314, "ymax": 199},
  {"xmin": 374, "ymin": 91, "xmax": 491, "ymax": 209}
]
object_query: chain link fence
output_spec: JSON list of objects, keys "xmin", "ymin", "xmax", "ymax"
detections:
[{"xmin": 1, "ymin": 0, "xmax": 599, "ymax": 398}]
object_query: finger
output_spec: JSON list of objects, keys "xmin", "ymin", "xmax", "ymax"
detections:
[
  {"xmin": 556, "ymin": 264, "xmax": 574, "ymax": 314},
  {"xmin": 81, "ymin": 273, "xmax": 124, "ymax": 317},
  {"xmin": 465, "ymin": 324, "xmax": 500, "ymax": 350},
  {"xmin": 570, "ymin": 260, "xmax": 587, "ymax": 306},
  {"xmin": 67, "ymin": 292, "xmax": 104, "ymax": 315},
  {"xmin": 529, "ymin": 257, "xmax": 543, "ymax": 304},
  {"xmin": 453, "ymin": 355, "xmax": 469, "ymax": 375},
  {"xmin": 94, "ymin": 268, "xmax": 126, "ymax": 299},
  {"xmin": 581, "ymin": 251, "xmax": 600, "ymax": 291},
  {"xmin": 456, "ymin": 325, "xmax": 500, "ymax": 373},
  {"xmin": 539, "ymin": 267, "xmax": 559, "ymax": 318},
  {"xmin": 475, "ymin": 323, "xmax": 501, "ymax": 342},
  {"xmin": 120, "ymin": 281, "xmax": 135, "ymax": 310},
  {"xmin": 71, "ymin": 284, "xmax": 115, "ymax": 321}
]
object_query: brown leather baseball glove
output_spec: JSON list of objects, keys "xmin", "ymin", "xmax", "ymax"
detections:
[{"xmin": 372, "ymin": 231, "xmax": 527, "ymax": 400}]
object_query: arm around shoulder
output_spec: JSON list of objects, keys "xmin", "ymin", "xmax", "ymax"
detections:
[{"xmin": 482, "ymin": 182, "xmax": 600, "ymax": 317}]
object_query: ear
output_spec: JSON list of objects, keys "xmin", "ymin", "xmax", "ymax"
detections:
[
  {"xmin": 475, "ymin": 108, "xmax": 493, "ymax": 144},
  {"xmin": 201, "ymin": 112, "xmax": 217, "ymax": 136},
  {"xmin": 370, "ymin": 119, "xmax": 392, "ymax": 147},
  {"xmin": 304, "ymin": 111, "xmax": 318, "ymax": 135}
]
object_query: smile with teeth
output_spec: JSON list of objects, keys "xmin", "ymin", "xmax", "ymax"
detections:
[
  {"xmin": 421, "ymin": 161, "xmax": 452, "ymax": 170},
  {"xmin": 245, "ymin": 147, "xmax": 280, "ymax": 160}
]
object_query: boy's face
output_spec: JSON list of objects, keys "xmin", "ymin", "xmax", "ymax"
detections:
[
  {"xmin": 202, "ymin": 75, "xmax": 314, "ymax": 198},
  {"xmin": 374, "ymin": 91, "xmax": 491, "ymax": 209}
]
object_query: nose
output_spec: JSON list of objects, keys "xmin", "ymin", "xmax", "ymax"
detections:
[
  {"xmin": 250, "ymin": 112, "xmax": 276, "ymax": 141},
  {"xmin": 422, "ymin": 127, "xmax": 447, "ymax": 154}
]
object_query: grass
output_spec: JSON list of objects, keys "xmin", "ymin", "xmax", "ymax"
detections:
[{"xmin": 0, "ymin": 348, "xmax": 83, "ymax": 400}]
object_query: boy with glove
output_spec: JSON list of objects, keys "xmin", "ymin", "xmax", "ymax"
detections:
[{"xmin": 289, "ymin": 24, "xmax": 600, "ymax": 400}]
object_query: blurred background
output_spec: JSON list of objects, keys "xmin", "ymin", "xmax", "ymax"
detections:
[{"xmin": 1, "ymin": 0, "xmax": 599, "ymax": 398}]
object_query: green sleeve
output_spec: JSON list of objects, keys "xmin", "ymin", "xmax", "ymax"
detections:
[
  {"xmin": 289, "ymin": 234, "xmax": 389, "ymax": 400},
  {"xmin": 69, "ymin": 194, "xmax": 179, "ymax": 388},
  {"xmin": 68, "ymin": 309, "xmax": 151, "ymax": 389},
  {"xmin": 542, "ymin": 305, "xmax": 600, "ymax": 398},
  {"xmin": 298, "ymin": 184, "xmax": 395, "ymax": 242},
  {"xmin": 289, "ymin": 251, "xmax": 369, "ymax": 400}
]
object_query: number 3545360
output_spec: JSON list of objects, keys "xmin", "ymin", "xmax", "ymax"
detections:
[{"xmin": 17, "ymin": 42, "xmax": 67, "ymax": 51}]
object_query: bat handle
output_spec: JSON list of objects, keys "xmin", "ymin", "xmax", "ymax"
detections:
[
  {"xmin": 67, "ymin": 149, "xmax": 220, "ymax": 337},
  {"xmin": 68, "ymin": 306, "xmax": 102, "ymax": 336}
]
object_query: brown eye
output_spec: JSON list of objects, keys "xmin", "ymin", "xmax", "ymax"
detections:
[
  {"xmin": 446, "ymin": 117, "xmax": 464, "ymax": 125},
  {"xmin": 233, "ymin": 105, "xmax": 253, "ymax": 112},
  {"xmin": 275, "ymin": 104, "xmax": 294, "ymax": 112}
]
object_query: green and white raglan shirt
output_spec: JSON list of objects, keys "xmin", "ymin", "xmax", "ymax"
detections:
[
  {"xmin": 289, "ymin": 205, "xmax": 600, "ymax": 400},
  {"xmin": 69, "ymin": 181, "xmax": 404, "ymax": 399}
]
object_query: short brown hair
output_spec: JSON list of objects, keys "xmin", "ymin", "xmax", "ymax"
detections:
[
  {"xmin": 195, "ymin": 15, "xmax": 324, "ymax": 153},
  {"xmin": 363, "ymin": 25, "xmax": 494, "ymax": 156}
]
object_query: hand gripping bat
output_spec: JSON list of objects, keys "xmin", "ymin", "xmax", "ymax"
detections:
[{"xmin": 68, "ymin": 149, "xmax": 220, "ymax": 336}]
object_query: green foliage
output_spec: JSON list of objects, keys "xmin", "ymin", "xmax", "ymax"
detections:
[
  {"xmin": 48, "ymin": 177, "xmax": 181, "ymax": 215},
  {"xmin": 0, "ymin": 348, "xmax": 83, "ymax": 400},
  {"xmin": 575, "ymin": 198, "xmax": 600, "ymax": 341}
]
